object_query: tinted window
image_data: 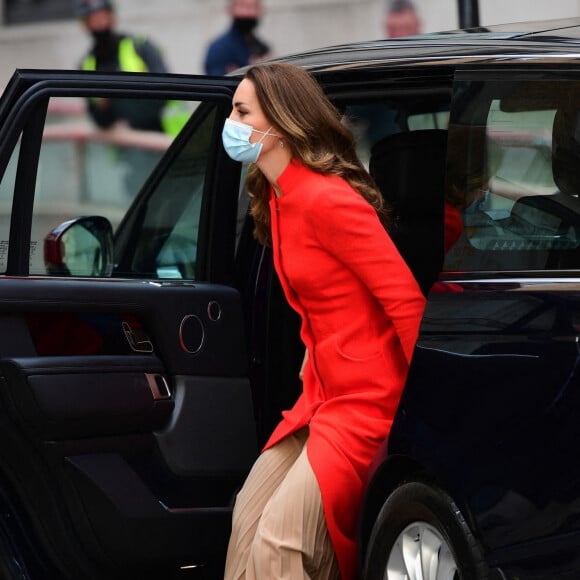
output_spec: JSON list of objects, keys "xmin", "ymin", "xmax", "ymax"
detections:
[
  {"xmin": 343, "ymin": 91, "xmax": 452, "ymax": 294},
  {"xmin": 444, "ymin": 79, "xmax": 580, "ymax": 273},
  {"xmin": 116, "ymin": 106, "xmax": 216, "ymax": 280},
  {"xmin": 30, "ymin": 96, "xmax": 214, "ymax": 280},
  {"xmin": 345, "ymin": 100, "xmax": 450, "ymax": 168}
]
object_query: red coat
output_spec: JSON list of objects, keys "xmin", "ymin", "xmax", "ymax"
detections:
[{"xmin": 264, "ymin": 159, "xmax": 426, "ymax": 579}]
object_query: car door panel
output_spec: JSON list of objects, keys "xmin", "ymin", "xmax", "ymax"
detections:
[
  {"xmin": 0, "ymin": 355, "xmax": 171, "ymax": 439},
  {"xmin": 0, "ymin": 278, "xmax": 256, "ymax": 577},
  {"xmin": 157, "ymin": 375, "xmax": 258, "ymax": 476},
  {"xmin": 63, "ymin": 453, "xmax": 233, "ymax": 570}
]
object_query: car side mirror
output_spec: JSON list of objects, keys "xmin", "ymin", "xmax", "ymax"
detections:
[{"xmin": 44, "ymin": 216, "xmax": 114, "ymax": 277}]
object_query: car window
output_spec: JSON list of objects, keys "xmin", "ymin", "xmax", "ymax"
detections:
[
  {"xmin": 444, "ymin": 79, "xmax": 580, "ymax": 273},
  {"xmin": 115, "ymin": 105, "xmax": 217, "ymax": 280},
  {"xmin": 0, "ymin": 138, "xmax": 18, "ymax": 273},
  {"xmin": 29, "ymin": 95, "xmax": 216, "ymax": 280},
  {"xmin": 344, "ymin": 100, "xmax": 450, "ymax": 169},
  {"xmin": 339, "ymin": 92, "xmax": 452, "ymax": 294},
  {"xmin": 408, "ymin": 110, "xmax": 450, "ymax": 131}
]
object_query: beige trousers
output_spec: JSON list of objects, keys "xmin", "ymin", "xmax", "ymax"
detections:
[{"xmin": 223, "ymin": 428, "xmax": 340, "ymax": 580}]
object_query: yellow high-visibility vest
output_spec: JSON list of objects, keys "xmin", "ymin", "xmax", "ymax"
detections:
[
  {"xmin": 81, "ymin": 37, "xmax": 148, "ymax": 73},
  {"xmin": 82, "ymin": 37, "xmax": 188, "ymax": 136}
]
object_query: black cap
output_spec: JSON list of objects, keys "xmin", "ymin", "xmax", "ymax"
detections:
[
  {"xmin": 388, "ymin": 0, "xmax": 417, "ymax": 12},
  {"xmin": 74, "ymin": 0, "xmax": 114, "ymax": 17}
]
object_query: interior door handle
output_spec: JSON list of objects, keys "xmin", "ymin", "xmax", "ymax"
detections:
[{"xmin": 122, "ymin": 322, "xmax": 154, "ymax": 353}]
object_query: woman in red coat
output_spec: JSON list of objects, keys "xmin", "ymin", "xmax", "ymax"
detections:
[{"xmin": 222, "ymin": 63, "xmax": 426, "ymax": 579}]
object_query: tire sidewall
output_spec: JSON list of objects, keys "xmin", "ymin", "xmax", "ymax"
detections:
[{"xmin": 364, "ymin": 481, "xmax": 488, "ymax": 580}]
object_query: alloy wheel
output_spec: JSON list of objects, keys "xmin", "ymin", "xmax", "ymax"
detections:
[{"xmin": 386, "ymin": 521, "xmax": 458, "ymax": 580}]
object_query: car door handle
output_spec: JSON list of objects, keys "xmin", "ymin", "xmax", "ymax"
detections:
[
  {"xmin": 146, "ymin": 373, "xmax": 171, "ymax": 400},
  {"xmin": 122, "ymin": 322, "xmax": 154, "ymax": 353}
]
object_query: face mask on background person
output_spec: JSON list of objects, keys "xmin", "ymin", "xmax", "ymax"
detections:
[
  {"xmin": 91, "ymin": 28, "xmax": 113, "ymax": 43},
  {"xmin": 464, "ymin": 188, "xmax": 490, "ymax": 215},
  {"xmin": 222, "ymin": 118, "xmax": 276, "ymax": 164},
  {"xmin": 233, "ymin": 17, "xmax": 259, "ymax": 34}
]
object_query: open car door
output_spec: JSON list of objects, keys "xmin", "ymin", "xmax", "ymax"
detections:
[{"xmin": 0, "ymin": 70, "xmax": 255, "ymax": 579}]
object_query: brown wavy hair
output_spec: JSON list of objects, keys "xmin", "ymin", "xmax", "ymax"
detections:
[{"xmin": 243, "ymin": 62, "xmax": 390, "ymax": 245}]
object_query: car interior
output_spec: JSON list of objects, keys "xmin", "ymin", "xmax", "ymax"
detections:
[{"xmin": 368, "ymin": 128, "xmax": 447, "ymax": 295}]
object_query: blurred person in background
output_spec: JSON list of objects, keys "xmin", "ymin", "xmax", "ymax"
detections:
[
  {"xmin": 75, "ymin": 0, "xmax": 170, "ymax": 132},
  {"xmin": 346, "ymin": 0, "xmax": 422, "ymax": 149},
  {"xmin": 204, "ymin": 0, "xmax": 271, "ymax": 75},
  {"xmin": 384, "ymin": 0, "xmax": 422, "ymax": 38},
  {"xmin": 75, "ymin": 0, "xmax": 188, "ymax": 197}
]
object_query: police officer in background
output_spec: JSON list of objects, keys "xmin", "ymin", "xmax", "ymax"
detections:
[{"xmin": 76, "ymin": 0, "xmax": 170, "ymax": 133}]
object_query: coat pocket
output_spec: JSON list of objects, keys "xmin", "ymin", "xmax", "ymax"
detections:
[{"xmin": 314, "ymin": 335, "xmax": 388, "ymax": 397}]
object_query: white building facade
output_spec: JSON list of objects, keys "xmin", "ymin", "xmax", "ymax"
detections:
[{"xmin": 0, "ymin": 0, "xmax": 578, "ymax": 88}]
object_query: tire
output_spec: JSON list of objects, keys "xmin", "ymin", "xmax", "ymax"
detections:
[
  {"xmin": 363, "ymin": 481, "xmax": 490, "ymax": 580},
  {"xmin": 0, "ymin": 521, "xmax": 31, "ymax": 580}
]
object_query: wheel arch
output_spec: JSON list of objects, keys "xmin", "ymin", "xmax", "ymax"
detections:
[
  {"xmin": 361, "ymin": 479, "xmax": 492, "ymax": 580},
  {"xmin": 359, "ymin": 455, "xmax": 429, "ymax": 562},
  {"xmin": 358, "ymin": 453, "xmax": 481, "ymax": 568}
]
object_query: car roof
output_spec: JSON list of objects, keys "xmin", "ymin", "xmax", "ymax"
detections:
[{"xmin": 263, "ymin": 18, "xmax": 580, "ymax": 73}]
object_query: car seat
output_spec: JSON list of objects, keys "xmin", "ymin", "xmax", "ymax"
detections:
[{"xmin": 369, "ymin": 129, "xmax": 447, "ymax": 295}]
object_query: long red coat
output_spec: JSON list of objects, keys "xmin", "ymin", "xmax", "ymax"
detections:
[{"xmin": 263, "ymin": 159, "xmax": 426, "ymax": 579}]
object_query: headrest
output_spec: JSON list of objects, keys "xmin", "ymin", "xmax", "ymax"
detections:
[
  {"xmin": 552, "ymin": 107, "xmax": 580, "ymax": 195},
  {"xmin": 369, "ymin": 129, "xmax": 448, "ymax": 216},
  {"xmin": 369, "ymin": 129, "xmax": 447, "ymax": 295}
]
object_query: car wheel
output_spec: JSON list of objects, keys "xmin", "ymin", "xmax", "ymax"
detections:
[
  {"xmin": 0, "ymin": 525, "xmax": 31, "ymax": 580},
  {"xmin": 364, "ymin": 481, "xmax": 489, "ymax": 580}
]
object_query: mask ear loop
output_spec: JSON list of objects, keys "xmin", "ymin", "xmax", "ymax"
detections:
[
  {"xmin": 256, "ymin": 127, "xmax": 272, "ymax": 146},
  {"xmin": 254, "ymin": 126, "xmax": 282, "ymax": 137},
  {"xmin": 252, "ymin": 126, "xmax": 282, "ymax": 149}
]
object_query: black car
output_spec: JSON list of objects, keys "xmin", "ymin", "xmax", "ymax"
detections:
[{"xmin": 1, "ymin": 18, "xmax": 580, "ymax": 580}]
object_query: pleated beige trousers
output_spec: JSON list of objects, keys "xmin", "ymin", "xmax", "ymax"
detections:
[{"xmin": 223, "ymin": 428, "xmax": 340, "ymax": 580}]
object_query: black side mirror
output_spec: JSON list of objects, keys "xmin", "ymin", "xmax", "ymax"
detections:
[{"xmin": 44, "ymin": 216, "xmax": 114, "ymax": 277}]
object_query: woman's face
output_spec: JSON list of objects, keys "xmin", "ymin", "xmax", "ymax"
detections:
[{"xmin": 229, "ymin": 78, "xmax": 277, "ymax": 150}]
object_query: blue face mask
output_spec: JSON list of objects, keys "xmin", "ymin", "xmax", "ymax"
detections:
[
  {"xmin": 221, "ymin": 118, "xmax": 275, "ymax": 164},
  {"xmin": 464, "ymin": 188, "xmax": 490, "ymax": 215}
]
